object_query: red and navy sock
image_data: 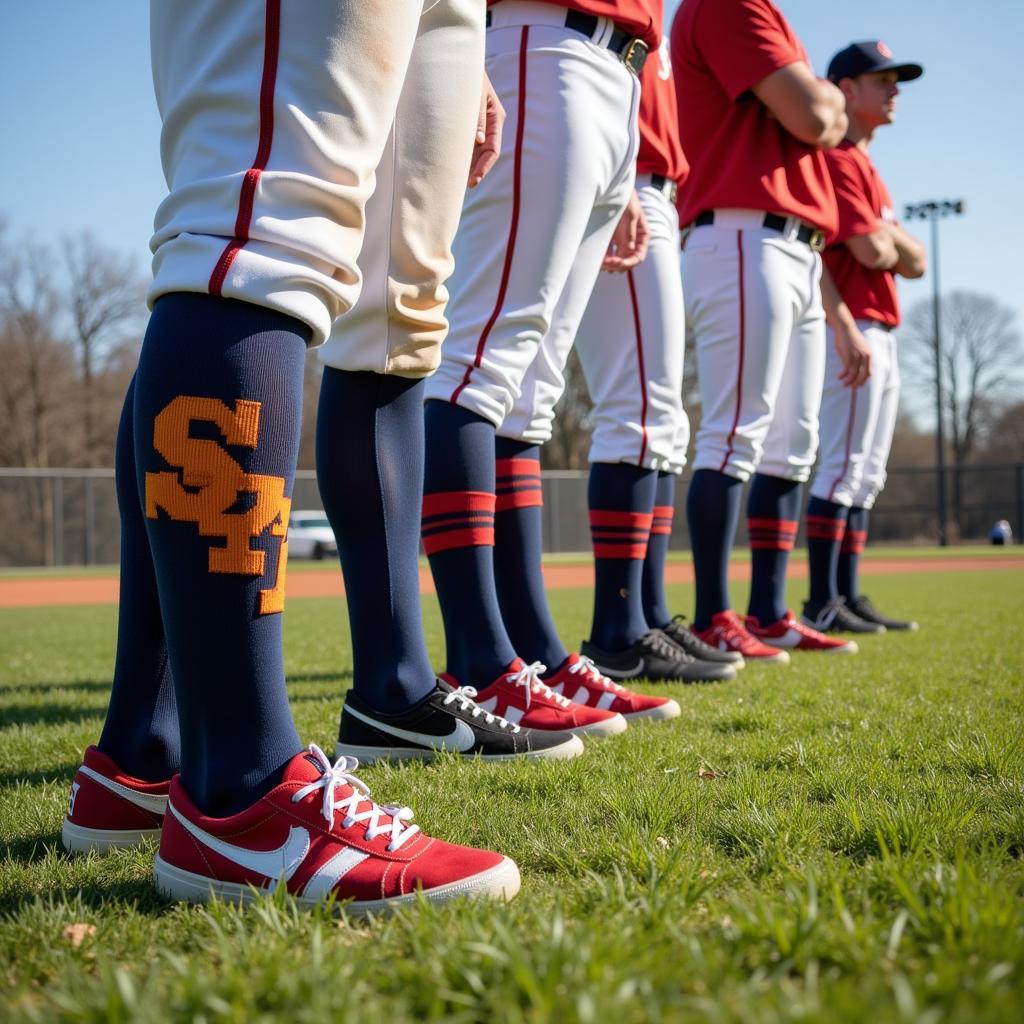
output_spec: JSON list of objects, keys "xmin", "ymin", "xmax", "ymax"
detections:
[
  {"xmin": 493, "ymin": 438, "xmax": 569, "ymax": 673},
  {"xmin": 587, "ymin": 462, "xmax": 656, "ymax": 651},
  {"xmin": 805, "ymin": 496, "xmax": 849, "ymax": 607},
  {"xmin": 642, "ymin": 471, "xmax": 676, "ymax": 629},
  {"xmin": 746, "ymin": 473, "xmax": 801, "ymax": 625},
  {"xmin": 97, "ymin": 376, "xmax": 180, "ymax": 782},
  {"xmin": 838, "ymin": 506, "xmax": 869, "ymax": 601},
  {"xmin": 687, "ymin": 468, "xmax": 743, "ymax": 630},
  {"xmin": 422, "ymin": 401, "xmax": 516, "ymax": 683},
  {"xmin": 135, "ymin": 293, "xmax": 305, "ymax": 816},
  {"xmin": 317, "ymin": 370, "xmax": 437, "ymax": 714}
]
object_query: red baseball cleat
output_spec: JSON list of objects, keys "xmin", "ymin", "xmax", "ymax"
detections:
[
  {"xmin": 692, "ymin": 610, "xmax": 791, "ymax": 664},
  {"xmin": 545, "ymin": 653, "xmax": 680, "ymax": 722},
  {"xmin": 154, "ymin": 746, "xmax": 520, "ymax": 913},
  {"xmin": 62, "ymin": 746, "xmax": 170, "ymax": 854},
  {"xmin": 745, "ymin": 610, "xmax": 859, "ymax": 655},
  {"xmin": 444, "ymin": 659, "xmax": 627, "ymax": 738}
]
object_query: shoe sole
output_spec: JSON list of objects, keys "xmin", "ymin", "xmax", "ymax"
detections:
[
  {"xmin": 334, "ymin": 734, "xmax": 585, "ymax": 764},
  {"xmin": 742, "ymin": 650, "xmax": 791, "ymax": 664},
  {"xmin": 622, "ymin": 699, "xmax": 681, "ymax": 722},
  {"xmin": 784, "ymin": 640, "xmax": 859, "ymax": 655},
  {"xmin": 153, "ymin": 854, "xmax": 521, "ymax": 913},
  {"xmin": 62, "ymin": 819, "xmax": 161, "ymax": 854},
  {"xmin": 567, "ymin": 713, "xmax": 628, "ymax": 738}
]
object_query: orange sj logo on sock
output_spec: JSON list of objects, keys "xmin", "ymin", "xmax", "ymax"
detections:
[{"xmin": 144, "ymin": 396, "xmax": 290, "ymax": 614}]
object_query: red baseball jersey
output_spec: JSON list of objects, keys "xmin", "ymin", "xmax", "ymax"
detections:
[
  {"xmin": 823, "ymin": 141, "xmax": 900, "ymax": 327},
  {"xmin": 670, "ymin": 0, "xmax": 837, "ymax": 233},
  {"xmin": 487, "ymin": 1, "xmax": 658, "ymax": 48},
  {"xmin": 637, "ymin": 37, "xmax": 689, "ymax": 182}
]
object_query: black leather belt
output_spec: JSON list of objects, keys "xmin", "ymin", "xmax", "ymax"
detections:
[
  {"xmin": 649, "ymin": 174, "xmax": 678, "ymax": 205},
  {"xmin": 485, "ymin": 8, "xmax": 648, "ymax": 76},
  {"xmin": 692, "ymin": 210, "xmax": 827, "ymax": 252}
]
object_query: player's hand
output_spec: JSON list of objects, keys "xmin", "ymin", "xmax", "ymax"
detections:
[
  {"xmin": 602, "ymin": 192, "xmax": 649, "ymax": 272},
  {"xmin": 833, "ymin": 321, "xmax": 872, "ymax": 388},
  {"xmin": 468, "ymin": 73, "xmax": 505, "ymax": 188}
]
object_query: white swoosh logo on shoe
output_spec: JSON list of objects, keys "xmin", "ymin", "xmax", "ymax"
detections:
[
  {"xmin": 302, "ymin": 847, "xmax": 370, "ymax": 901},
  {"xmin": 79, "ymin": 764, "xmax": 168, "ymax": 815},
  {"xmin": 345, "ymin": 704, "xmax": 476, "ymax": 753},
  {"xmin": 168, "ymin": 801, "xmax": 310, "ymax": 881},
  {"xmin": 766, "ymin": 628, "xmax": 804, "ymax": 650}
]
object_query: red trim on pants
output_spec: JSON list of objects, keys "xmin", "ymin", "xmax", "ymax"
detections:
[
  {"xmin": 450, "ymin": 26, "xmax": 530, "ymax": 405},
  {"xmin": 827, "ymin": 388, "xmax": 859, "ymax": 501},
  {"xmin": 209, "ymin": 0, "xmax": 281, "ymax": 296},
  {"xmin": 719, "ymin": 231, "xmax": 746, "ymax": 472},
  {"xmin": 626, "ymin": 270, "xmax": 650, "ymax": 465}
]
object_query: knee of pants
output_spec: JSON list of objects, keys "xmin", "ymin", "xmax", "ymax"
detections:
[{"xmin": 693, "ymin": 430, "xmax": 758, "ymax": 482}]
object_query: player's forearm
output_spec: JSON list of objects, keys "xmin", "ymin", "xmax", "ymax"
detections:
[
  {"xmin": 810, "ymin": 84, "xmax": 848, "ymax": 149},
  {"xmin": 886, "ymin": 224, "xmax": 927, "ymax": 279}
]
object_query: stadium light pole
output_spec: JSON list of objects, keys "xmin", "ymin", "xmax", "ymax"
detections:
[{"xmin": 903, "ymin": 199, "xmax": 965, "ymax": 547}]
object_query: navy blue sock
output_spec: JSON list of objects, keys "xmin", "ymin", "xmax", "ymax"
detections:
[
  {"xmin": 746, "ymin": 473, "xmax": 802, "ymax": 625},
  {"xmin": 493, "ymin": 439, "xmax": 568, "ymax": 672},
  {"xmin": 422, "ymin": 401, "xmax": 516, "ymax": 684},
  {"xmin": 135, "ymin": 293, "xmax": 305, "ymax": 817},
  {"xmin": 97, "ymin": 377, "xmax": 180, "ymax": 781},
  {"xmin": 839, "ymin": 506, "xmax": 869, "ymax": 601},
  {"xmin": 317, "ymin": 370, "xmax": 437, "ymax": 714},
  {"xmin": 687, "ymin": 469, "xmax": 743, "ymax": 630},
  {"xmin": 642, "ymin": 471, "xmax": 676, "ymax": 629},
  {"xmin": 587, "ymin": 462, "xmax": 657, "ymax": 651},
  {"xmin": 805, "ymin": 496, "xmax": 849, "ymax": 607}
]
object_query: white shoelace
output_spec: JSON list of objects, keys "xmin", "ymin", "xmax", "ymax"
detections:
[
  {"xmin": 291, "ymin": 745, "xmax": 420, "ymax": 852},
  {"xmin": 442, "ymin": 686, "xmax": 521, "ymax": 732},
  {"xmin": 505, "ymin": 661, "xmax": 571, "ymax": 709},
  {"xmin": 568, "ymin": 655, "xmax": 625, "ymax": 694}
]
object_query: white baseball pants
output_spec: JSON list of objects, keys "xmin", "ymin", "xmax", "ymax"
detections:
[
  {"xmin": 424, "ymin": 1, "xmax": 641, "ymax": 432},
  {"xmin": 811, "ymin": 321, "xmax": 901, "ymax": 509},
  {"xmin": 571, "ymin": 178, "xmax": 689, "ymax": 472},
  {"xmin": 684, "ymin": 210, "xmax": 827, "ymax": 482},
  {"xmin": 149, "ymin": 0, "xmax": 483, "ymax": 375}
]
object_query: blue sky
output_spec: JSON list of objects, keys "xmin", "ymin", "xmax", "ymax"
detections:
[{"xmin": 2, "ymin": 1, "xmax": 1021, "ymax": 333}]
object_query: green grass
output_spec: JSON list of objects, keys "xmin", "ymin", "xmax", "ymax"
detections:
[{"xmin": 2, "ymin": 568, "xmax": 1023, "ymax": 1022}]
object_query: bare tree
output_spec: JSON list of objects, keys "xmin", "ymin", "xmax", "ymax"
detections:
[
  {"xmin": 64, "ymin": 233, "xmax": 147, "ymax": 465},
  {"xmin": 902, "ymin": 290, "xmax": 1023, "ymax": 465},
  {"xmin": 0, "ymin": 230, "xmax": 79, "ymax": 563}
]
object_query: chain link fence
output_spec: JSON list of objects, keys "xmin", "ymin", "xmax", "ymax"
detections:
[{"xmin": 1, "ymin": 463, "xmax": 1021, "ymax": 568}]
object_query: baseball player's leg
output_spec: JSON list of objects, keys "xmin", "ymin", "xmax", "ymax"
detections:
[
  {"xmin": 571, "ymin": 187, "xmax": 683, "ymax": 654},
  {"xmin": 493, "ymin": 176, "xmax": 637, "ymax": 675},
  {"xmin": 684, "ymin": 226, "xmax": 799, "ymax": 633},
  {"xmin": 840, "ymin": 333, "xmax": 913, "ymax": 628},
  {"xmin": 94, "ymin": 377, "xmax": 179, "ymax": 782},
  {"xmin": 642, "ymin": 471, "xmax": 679, "ymax": 630},
  {"xmin": 148, "ymin": 0, "xmax": 427, "ymax": 345},
  {"xmin": 746, "ymin": 285, "xmax": 826, "ymax": 626},
  {"xmin": 423, "ymin": 17, "xmax": 638, "ymax": 686},
  {"xmin": 804, "ymin": 325, "xmax": 887, "ymax": 617},
  {"xmin": 316, "ymin": 0, "xmax": 483, "ymax": 717}
]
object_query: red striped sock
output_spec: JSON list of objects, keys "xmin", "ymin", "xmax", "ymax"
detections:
[{"xmin": 421, "ymin": 491, "xmax": 495, "ymax": 556}]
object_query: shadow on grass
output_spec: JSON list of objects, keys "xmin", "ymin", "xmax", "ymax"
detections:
[
  {"xmin": 0, "ymin": 679, "xmax": 112, "ymax": 696},
  {"xmin": 285, "ymin": 670, "xmax": 353, "ymax": 685},
  {"xmin": 0, "ymin": 703, "xmax": 105, "ymax": 729},
  {"xmin": 0, "ymin": 871, "xmax": 168, "ymax": 918},
  {"xmin": 0, "ymin": 763, "xmax": 79, "ymax": 790}
]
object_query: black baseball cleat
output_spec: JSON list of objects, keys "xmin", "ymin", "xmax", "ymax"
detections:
[
  {"xmin": 335, "ymin": 680, "xmax": 584, "ymax": 764},
  {"xmin": 847, "ymin": 594, "xmax": 919, "ymax": 632},
  {"xmin": 660, "ymin": 614, "xmax": 746, "ymax": 667},
  {"xmin": 801, "ymin": 596, "xmax": 885, "ymax": 634},
  {"xmin": 580, "ymin": 629, "xmax": 736, "ymax": 683}
]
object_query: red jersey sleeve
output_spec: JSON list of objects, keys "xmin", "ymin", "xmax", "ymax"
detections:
[
  {"xmin": 693, "ymin": 0, "xmax": 804, "ymax": 101},
  {"xmin": 827, "ymin": 148, "xmax": 881, "ymax": 245}
]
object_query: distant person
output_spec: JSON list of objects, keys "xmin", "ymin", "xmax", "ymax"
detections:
[
  {"xmin": 989, "ymin": 520, "xmax": 1013, "ymax": 546},
  {"xmin": 801, "ymin": 40, "xmax": 926, "ymax": 636}
]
